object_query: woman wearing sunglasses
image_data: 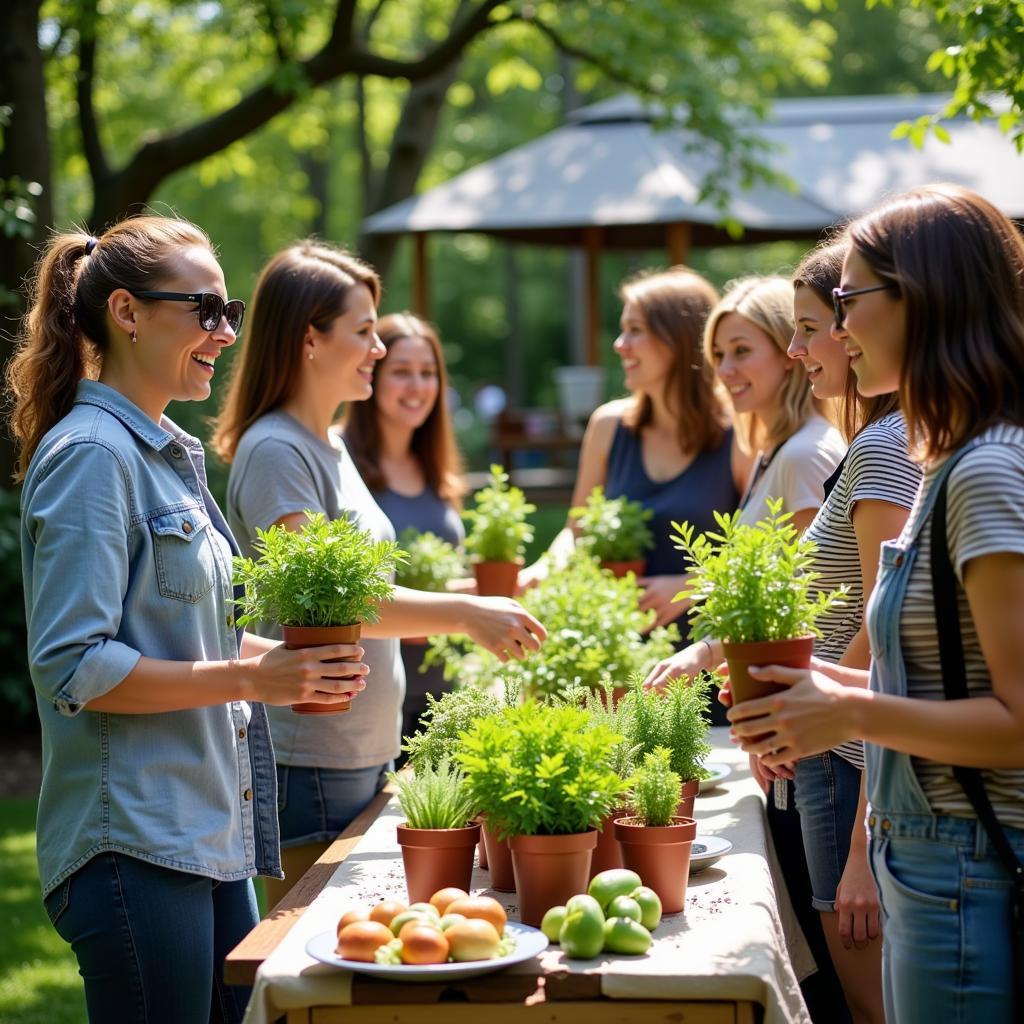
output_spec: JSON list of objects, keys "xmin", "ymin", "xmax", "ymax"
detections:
[
  {"xmin": 213, "ymin": 240, "xmax": 545, "ymax": 908},
  {"xmin": 730, "ymin": 185, "xmax": 1024, "ymax": 1023},
  {"xmin": 7, "ymin": 217, "xmax": 366, "ymax": 1023}
]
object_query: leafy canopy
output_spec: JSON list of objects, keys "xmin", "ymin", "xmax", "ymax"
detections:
[
  {"xmin": 233, "ymin": 511, "xmax": 403, "ymax": 627},
  {"xmin": 628, "ymin": 747, "xmax": 682, "ymax": 828},
  {"xmin": 395, "ymin": 528, "xmax": 467, "ymax": 592},
  {"xmin": 671, "ymin": 497, "xmax": 845, "ymax": 643},
  {"xmin": 570, "ymin": 486, "xmax": 654, "ymax": 563},
  {"xmin": 463, "ymin": 465, "xmax": 535, "ymax": 563},
  {"xmin": 388, "ymin": 757, "xmax": 477, "ymax": 830}
]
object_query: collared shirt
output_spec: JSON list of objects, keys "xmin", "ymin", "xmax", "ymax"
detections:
[{"xmin": 21, "ymin": 380, "xmax": 281, "ymax": 896}]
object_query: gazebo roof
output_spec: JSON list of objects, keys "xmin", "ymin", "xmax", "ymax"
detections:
[{"xmin": 362, "ymin": 93, "xmax": 1024, "ymax": 248}]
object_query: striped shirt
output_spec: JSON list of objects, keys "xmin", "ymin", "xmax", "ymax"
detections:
[
  {"xmin": 805, "ymin": 413, "xmax": 921, "ymax": 769},
  {"xmin": 893, "ymin": 423, "xmax": 1024, "ymax": 828}
]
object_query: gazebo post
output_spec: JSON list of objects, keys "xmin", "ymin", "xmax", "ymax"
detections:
[
  {"xmin": 666, "ymin": 222, "xmax": 692, "ymax": 266},
  {"xmin": 411, "ymin": 232, "xmax": 429, "ymax": 317},
  {"xmin": 583, "ymin": 226, "xmax": 603, "ymax": 366}
]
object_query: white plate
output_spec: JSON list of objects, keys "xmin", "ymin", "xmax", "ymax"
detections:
[
  {"xmin": 689, "ymin": 834, "xmax": 733, "ymax": 874},
  {"xmin": 305, "ymin": 921, "xmax": 548, "ymax": 982},
  {"xmin": 698, "ymin": 762, "xmax": 731, "ymax": 792}
]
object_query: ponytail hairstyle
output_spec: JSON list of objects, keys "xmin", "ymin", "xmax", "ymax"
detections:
[
  {"xmin": 213, "ymin": 240, "xmax": 381, "ymax": 463},
  {"xmin": 6, "ymin": 216, "xmax": 213, "ymax": 481},
  {"xmin": 341, "ymin": 312, "xmax": 466, "ymax": 507},
  {"xmin": 793, "ymin": 240, "xmax": 899, "ymax": 443}
]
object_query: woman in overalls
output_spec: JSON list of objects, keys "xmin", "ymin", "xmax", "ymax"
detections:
[{"xmin": 729, "ymin": 184, "xmax": 1024, "ymax": 1023}]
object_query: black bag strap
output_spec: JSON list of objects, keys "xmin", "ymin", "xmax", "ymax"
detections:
[{"xmin": 931, "ymin": 468, "xmax": 1024, "ymax": 1000}]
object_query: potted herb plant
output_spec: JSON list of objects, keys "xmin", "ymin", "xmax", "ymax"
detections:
[
  {"xmin": 570, "ymin": 486, "xmax": 654, "ymax": 578},
  {"xmin": 234, "ymin": 511, "xmax": 403, "ymax": 715},
  {"xmin": 395, "ymin": 528, "xmax": 467, "ymax": 643},
  {"xmin": 671, "ymin": 498, "xmax": 846, "ymax": 703},
  {"xmin": 458, "ymin": 701, "xmax": 627, "ymax": 925},
  {"xmin": 463, "ymin": 465, "xmax": 535, "ymax": 597},
  {"xmin": 613, "ymin": 748, "xmax": 697, "ymax": 915},
  {"xmin": 388, "ymin": 758, "xmax": 481, "ymax": 903}
]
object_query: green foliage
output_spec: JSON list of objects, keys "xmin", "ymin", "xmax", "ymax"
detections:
[
  {"xmin": 401, "ymin": 684, "xmax": 510, "ymax": 770},
  {"xmin": 628, "ymin": 748, "xmax": 682, "ymax": 828},
  {"xmin": 463, "ymin": 465, "xmax": 535, "ymax": 563},
  {"xmin": 569, "ymin": 486, "xmax": 654, "ymax": 563},
  {"xmin": 426, "ymin": 552, "xmax": 678, "ymax": 701},
  {"xmin": 671, "ymin": 497, "xmax": 846, "ymax": 643},
  {"xmin": 395, "ymin": 528, "xmax": 466, "ymax": 592},
  {"xmin": 233, "ymin": 511, "xmax": 403, "ymax": 627},
  {"xmin": 559, "ymin": 683, "xmax": 642, "ymax": 782},
  {"xmin": 0, "ymin": 490, "xmax": 33, "ymax": 730},
  {"xmin": 457, "ymin": 701, "xmax": 628, "ymax": 838},
  {"xmin": 388, "ymin": 758, "xmax": 477, "ymax": 830}
]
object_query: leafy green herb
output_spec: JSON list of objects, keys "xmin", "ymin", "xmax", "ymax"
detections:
[
  {"xmin": 671, "ymin": 497, "xmax": 846, "ymax": 643},
  {"xmin": 463, "ymin": 465, "xmax": 535, "ymax": 563},
  {"xmin": 233, "ymin": 510, "xmax": 404, "ymax": 627},
  {"xmin": 388, "ymin": 757, "xmax": 477, "ymax": 830},
  {"xmin": 457, "ymin": 701, "xmax": 628, "ymax": 838},
  {"xmin": 628, "ymin": 748, "xmax": 682, "ymax": 827},
  {"xmin": 395, "ymin": 528, "xmax": 466, "ymax": 592},
  {"xmin": 401, "ymin": 684, "xmax": 511, "ymax": 770},
  {"xmin": 570, "ymin": 486, "xmax": 654, "ymax": 562}
]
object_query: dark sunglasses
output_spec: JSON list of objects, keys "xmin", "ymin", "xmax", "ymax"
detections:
[
  {"xmin": 831, "ymin": 284, "xmax": 897, "ymax": 331},
  {"xmin": 129, "ymin": 291, "xmax": 246, "ymax": 333}
]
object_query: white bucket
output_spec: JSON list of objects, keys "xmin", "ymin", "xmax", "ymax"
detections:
[{"xmin": 554, "ymin": 365, "xmax": 606, "ymax": 422}]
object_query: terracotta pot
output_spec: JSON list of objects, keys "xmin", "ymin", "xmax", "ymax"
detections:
[
  {"xmin": 509, "ymin": 830, "xmax": 597, "ymax": 927},
  {"xmin": 472, "ymin": 559, "xmax": 522, "ymax": 597},
  {"xmin": 614, "ymin": 816, "xmax": 697, "ymax": 915},
  {"xmin": 402, "ymin": 636, "xmax": 429, "ymax": 647},
  {"xmin": 600, "ymin": 559, "xmax": 646, "ymax": 579},
  {"xmin": 722, "ymin": 635, "xmax": 814, "ymax": 704},
  {"xmin": 396, "ymin": 821, "xmax": 481, "ymax": 904},
  {"xmin": 476, "ymin": 817, "xmax": 489, "ymax": 870},
  {"xmin": 676, "ymin": 779, "xmax": 700, "ymax": 820},
  {"xmin": 589, "ymin": 807, "xmax": 628, "ymax": 879},
  {"xmin": 281, "ymin": 623, "xmax": 361, "ymax": 716},
  {"xmin": 480, "ymin": 820, "xmax": 515, "ymax": 892}
]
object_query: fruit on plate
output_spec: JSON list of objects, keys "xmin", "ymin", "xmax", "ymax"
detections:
[
  {"xmin": 438, "ymin": 912, "xmax": 467, "ymax": 931},
  {"xmin": 408, "ymin": 901, "xmax": 442, "ymax": 922},
  {"xmin": 606, "ymin": 895, "xmax": 642, "ymax": 923},
  {"xmin": 337, "ymin": 907, "xmax": 371, "ymax": 935},
  {"xmin": 389, "ymin": 908, "xmax": 433, "ymax": 937},
  {"xmin": 368, "ymin": 899, "xmax": 407, "ymax": 927},
  {"xmin": 540, "ymin": 905, "xmax": 567, "ymax": 943},
  {"xmin": 603, "ymin": 916, "xmax": 653, "ymax": 956},
  {"xmin": 337, "ymin": 920, "xmax": 396, "ymax": 961},
  {"xmin": 444, "ymin": 895, "xmax": 507, "ymax": 935},
  {"xmin": 587, "ymin": 869, "xmax": 642, "ymax": 912},
  {"xmin": 399, "ymin": 923, "xmax": 450, "ymax": 965},
  {"xmin": 445, "ymin": 918, "xmax": 502, "ymax": 962},
  {"xmin": 559, "ymin": 898, "xmax": 605, "ymax": 959},
  {"xmin": 430, "ymin": 887, "xmax": 469, "ymax": 915}
]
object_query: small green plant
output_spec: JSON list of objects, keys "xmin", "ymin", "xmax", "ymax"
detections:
[
  {"xmin": 388, "ymin": 758, "xmax": 477, "ymax": 830},
  {"xmin": 570, "ymin": 486, "xmax": 654, "ymax": 562},
  {"xmin": 395, "ymin": 528, "xmax": 466, "ymax": 592},
  {"xmin": 671, "ymin": 497, "xmax": 846, "ymax": 643},
  {"xmin": 233, "ymin": 511, "xmax": 404, "ymax": 627},
  {"xmin": 463, "ymin": 465, "xmax": 535, "ymax": 563},
  {"xmin": 557, "ymin": 682, "xmax": 641, "ymax": 782},
  {"xmin": 628, "ymin": 748, "xmax": 682, "ymax": 827},
  {"xmin": 457, "ymin": 701, "xmax": 628, "ymax": 838},
  {"xmin": 427, "ymin": 552, "xmax": 679, "ymax": 701}
]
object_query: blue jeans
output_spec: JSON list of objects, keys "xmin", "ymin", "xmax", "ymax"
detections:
[
  {"xmin": 276, "ymin": 762, "xmax": 391, "ymax": 848},
  {"xmin": 794, "ymin": 750, "xmax": 864, "ymax": 912},
  {"xmin": 43, "ymin": 852, "xmax": 257, "ymax": 1024}
]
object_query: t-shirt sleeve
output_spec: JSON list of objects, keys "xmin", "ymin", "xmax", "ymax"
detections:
[
  {"xmin": 947, "ymin": 442, "xmax": 1024, "ymax": 583},
  {"xmin": 841, "ymin": 422, "xmax": 921, "ymax": 524},
  {"xmin": 777, "ymin": 434, "xmax": 844, "ymax": 515},
  {"xmin": 234, "ymin": 436, "xmax": 328, "ymax": 533}
]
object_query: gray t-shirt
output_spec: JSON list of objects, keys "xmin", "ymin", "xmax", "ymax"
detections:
[{"xmin": 227, "ymin": 410, "xmax": 402, "ymax": 770}]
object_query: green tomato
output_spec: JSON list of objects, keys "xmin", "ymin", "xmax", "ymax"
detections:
[
  {"xmin": 588, "ymin": 869, "xmax": 643, "ymax": 911},
  {"xmin": 559, "ymin": 904, "xmax": 606, "ymax": 960},
  {"xmin": 629, "ymin": 886, "xmax": 662, "ymax": 931},
  {"xmin": 566, "ymin": 893, "xmax": 604, "ymax": 922},
  {"xmin": 603, "ymin": 917, "xmax": 652, "ymax": 956},
  {"xmin": 606, "ymin": 895, "xmax": 642, "ymax": 923},
  {"xmin": 540, "ymin": 905, "xmax": 567, "ymax": 943},
  {"xmin": 389, "ymin": 909, "xmax": 430, "ymax": 937},
  {"xmin": 408, "ymin": 902, "xmax": 441, "ymax": 921}
]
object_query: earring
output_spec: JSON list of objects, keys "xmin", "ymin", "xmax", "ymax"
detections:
[
  {"xmin": 130, "ymin": 329, "xmax": 137, "ymax": 345},
  {"xmin": 307, "ymin": 352, "xmax": 314, "ymax": 361}
]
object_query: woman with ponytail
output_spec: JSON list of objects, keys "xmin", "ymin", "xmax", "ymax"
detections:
[{"xmin": 9, "ymin": 218, "xmax": 367, "ymax": 1024}]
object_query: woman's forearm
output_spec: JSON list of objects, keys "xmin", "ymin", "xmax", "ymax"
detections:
[{"xmin": 363, "ymin": 587, "xmax": 474, "ymax": 638}]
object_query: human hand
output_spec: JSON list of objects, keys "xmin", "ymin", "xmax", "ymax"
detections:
[
  {"xmin": 249, "ymin": 643, "xmax": 368, "ymax": 707},
  {"xmin": 516, "ymin": 559, "xmax": 548, "ymax": 594},
  {"xmin": 637, "ymin": 574, "xmax": 689, "ymax": 630},
  {"xmin": 643, "ymin": 640, "xmax": 713, "ymax": 691},
  {"xmin": 463, "ymin": 596, "xmax": 547, "ymax": 662},
  {"xmin": 834, "ymin": 847, "xmax": 882, "ymax": 949}
]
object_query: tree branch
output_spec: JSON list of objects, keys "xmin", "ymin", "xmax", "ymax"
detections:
[{"xmin": 76, "ymin": 0, "xmax": 109, "ymax": 186}]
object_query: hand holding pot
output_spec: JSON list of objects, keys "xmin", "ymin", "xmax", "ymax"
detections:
[{"xmin": 248, "ymin": 642, "xmax": 368, "ymax": 707}]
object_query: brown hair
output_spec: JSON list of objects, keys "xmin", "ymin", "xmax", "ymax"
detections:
[
  {"xmin": 848, "ymin": 184, "xmax": 1024, "ymax": 460},
  {"xmin": 793, "ymin": 240, "xmax": 899, "ymax": 443},
  {"xmin": 618, "ymin": 266, "xmax": 727, "ymax": 454},
  {"xmin": 213, "ymin": 240, "xmax": 381, "ymax": 462},
  {"xmin": 341, "ymin": 312, "xmax": 466, "ymax": 507},
  {"xmin": 6, "ymin": 216, "xmax": 213, "ymax": 481}
]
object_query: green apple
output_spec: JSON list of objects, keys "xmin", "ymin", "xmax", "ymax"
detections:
[
  {"xmin": 588, "ymin": 869, "xmax": 643, "ymax": 911},
  {"xmin": 603, "ymin": 917, "xmax": 652, "ymax": 955},
  {"xmin": 540, "ymin": 905, "xmax": 567, "ymax": 943},
  {"xmin": 629, "ymin": 886, "xmax": 662, "ymax": 930}
]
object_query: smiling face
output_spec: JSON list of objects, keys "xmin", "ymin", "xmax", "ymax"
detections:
[
  {"xmin": 710, "ymin": 311, "xmax": 792, "ymax": 421},
  {"xmin": 308, "ymin": 283, "xmax": 385, "ymax": 403},
  {"xmin": 373, "ymin": 334, "xmax": 440, "ymax": 431},
  {"xmin": 840, "ymin": 249, "xmax": 906, "ymax": 397},
  {"xmin": 788, "ymin": 285, "xmax": 851, "ymax": 400},
  {"xmin": 612, "ymin": 300, "xmax": 674, "ymax": 395}
]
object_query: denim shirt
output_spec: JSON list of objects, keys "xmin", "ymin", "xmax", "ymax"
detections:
[{"xmin": 21, "ymin": 380, "xmax": 281, "ymax": 896}]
